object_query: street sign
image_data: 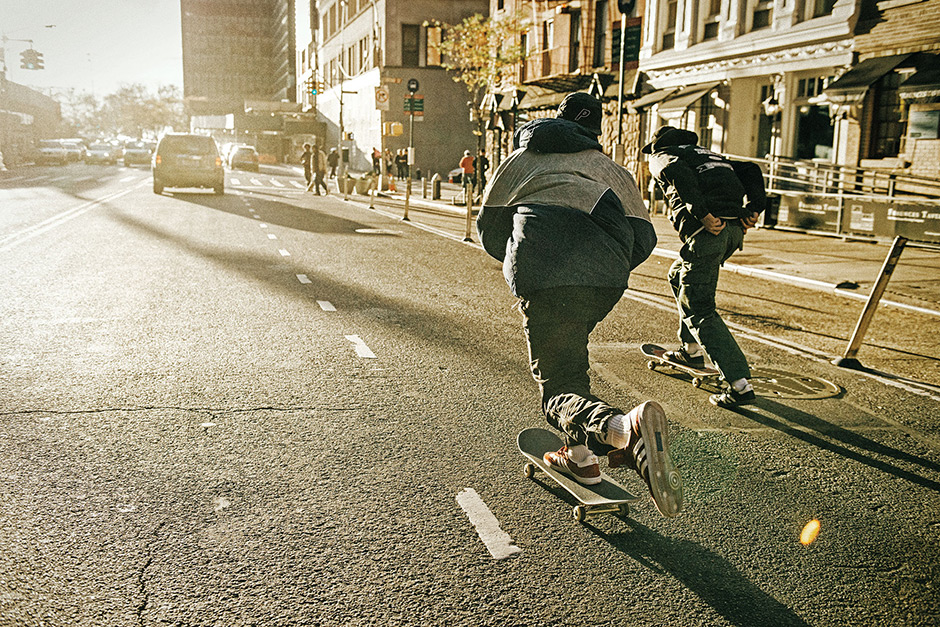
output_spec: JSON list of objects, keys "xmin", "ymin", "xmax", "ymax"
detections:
[
  {"xmin": 375, "ymin": 85, "xmax": 390, "ymax": 111},
  {"xmin": 407, "ymin": 78, "xmax": 419, "ymax": 93},
  {"xmin": 404, "ymin": 95, "xmax": 424, "ymax": 119}
]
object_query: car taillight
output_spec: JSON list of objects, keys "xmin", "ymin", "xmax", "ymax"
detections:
[
  {"xmin": 154, "ymin": 155, "xmax": 162, "ymax": 165},
  {"xmin": 216, "ymin": 157, "xmax": 222, "ymax": 167}
]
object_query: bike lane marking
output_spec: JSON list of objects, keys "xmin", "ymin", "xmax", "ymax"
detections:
[
  {"xmin": 344, "ymin": 334, "xmax": 375, "ymax": 358},
  {"xmin": 456, "ymin": 488, "xmax": 521, "ymax": 560}
]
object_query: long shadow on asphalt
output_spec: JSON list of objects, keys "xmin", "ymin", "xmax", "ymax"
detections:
[
  {"xmin": 590, "ymin": 519, "xmax": 813, "ymax": 627},
  {"xmin": 172, "ymin": 191, "xmax": 374, "ymax": 235},
  {"xmin": 105, "ymin": 209, "xmax": 524, "ymax": 376},
  {"xmin": 733, "ymin": 399, "xmax": 940, "ymax": 493}
]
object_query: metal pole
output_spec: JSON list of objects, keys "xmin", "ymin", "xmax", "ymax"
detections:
[
  {"xmin": 833, "ymin": 236, "xmax": 908, "ymax": 370},
  {"xmin": 464, "ymin": 179, "xmax": 473, "ymax": 241},
  {"xmin": 404, "ymin": 93, "xmax": 415, "ymax": 222},
  {"xmin": 616, "ymin": 13, "xmax": 626, "ymax": 156}
]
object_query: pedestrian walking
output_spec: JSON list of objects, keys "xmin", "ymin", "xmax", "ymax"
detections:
[
  {"xmin": 310, "ymin": 143, "xmax": 329, "ymax": 195},
  {"xmin": 476, "ymin": 92, "xmax": 682, "ymax": 518},
  {"xmin": 327, "ymin": 148, "xmax": 339, "ymax": 179},
  {"xmin": 644, "ymin": 125, "xmax": 766, "ymax": 408},
  {"xmin": 475, "ymin": 150, "xmax": 489, "ymax": 192},
  {"xmin": 300, "ymin": 143, "xmax": 313, "ymax": 190},
  {"xmin": 459, "ymin": 150, "xmax": 475, "ymax": 192}
]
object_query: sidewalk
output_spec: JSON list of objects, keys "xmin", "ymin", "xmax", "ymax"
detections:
[{"xmin": 377, "ymin": 181, "xmax": 940, "ymax": 316}]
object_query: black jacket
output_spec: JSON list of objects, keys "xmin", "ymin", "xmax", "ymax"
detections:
[{"xmin": 647, "ymin": 128, "xmax": 765, "ymax": 241}]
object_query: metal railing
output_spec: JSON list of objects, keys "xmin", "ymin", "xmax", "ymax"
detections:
[{"xmin": 728, "ymin": 154, "xmax": 940, "ymax": 200}]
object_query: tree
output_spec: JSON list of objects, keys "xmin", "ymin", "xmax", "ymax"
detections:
[
  {"xmin": 59, "ymin": 83, "xmax": 186, "ymax": 139},
  {"xmin": 430, "ymin": 12, "xmax": 528, "ymax": 192}
]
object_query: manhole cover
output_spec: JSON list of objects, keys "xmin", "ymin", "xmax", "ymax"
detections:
[
  {"xmin": 355, "ymin": 228, "xmax": 401, "ymax": 235},
  {"xmin": 750, "ymin": 367, "xmax": 841, "ymax": 400}
]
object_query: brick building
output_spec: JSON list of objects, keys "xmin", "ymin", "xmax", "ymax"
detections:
[{"xmin": 822, "ymin": 0, "xmax": 940, "ymax": 178}]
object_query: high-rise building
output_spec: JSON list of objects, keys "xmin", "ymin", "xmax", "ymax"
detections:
[{"xmin": 181, "ymin": 0, "xmax": 296, "ymax": 115}]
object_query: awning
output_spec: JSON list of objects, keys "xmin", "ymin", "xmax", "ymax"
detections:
[
  {"xmin": 602, "ymin": 69, "xmax": 639, "ymax": 101},
  {"xmin": 822, "ymin": 55, "xmax": 911, "ymax": 105},
  {"xmin": 628, "ymin": 87, "xmax": 679, "ymax": 113},
  {"xmin": 656, "ymin": 83, "xmax": 720, "ymax": 119},
  {"xmin": 898, "ymin": 55, "xmax": 940, "ymax": 104},
  {"xmin": 518, "ymin": 85, "xmax": 568, "ymax": 110}
]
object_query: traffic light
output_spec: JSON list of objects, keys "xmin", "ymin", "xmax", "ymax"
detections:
[
  {"xmin": 305, "ymin": 77, "xmax": 319, "ymax": 96},
  {"xmin": 19, "ymin": 49, "xmax": 43, "ymax": 70}
]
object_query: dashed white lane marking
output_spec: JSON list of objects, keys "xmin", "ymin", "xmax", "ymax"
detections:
[
  {"xmin": 231, "ymin": 178, "xmax": 241, "ymax": 185},
  {"xmin": 267, "ymin": 233, "xmax": 277, "ymax": 240},
  {"xmin": 270, "ymin": 179, "xmax": 285, "ymax": 187},
  {"xmin": 456, "ymin": 488, "xmax": 521, "ymax": 560},
  {"xmin": 259, "ymin": 223, "xmax": 267, "ymax": 228},
  {"xmin": 318, "ymin": 300, "xmax": 336, "ymax": 311},
  {"xmin": 296, "ymin": 274, "xmax": 312, "ymax": 284},
  {"xmin": 119, "ymin": 176, "xmax": 135, "ymax": 183},
  {"xmin": 250, "ymin": 178, "xmax": 263, "ymax": 186},
  {"xmin": 344, "ymin": 334, "xmax": 375, "ymax": 358},
  {"xmin": 279, "ymin": 249, "xmax": 290, "ymax": 256},
  {"xmin": 290, "ymin": 181, "xmax": 305, "ymax": 188}
]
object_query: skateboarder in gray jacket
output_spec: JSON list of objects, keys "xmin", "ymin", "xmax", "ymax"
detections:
[
  {"xmin": 477, "ymin": 92, "xmax": 683, "ymax": 518},
  {"xmin": 644, "ymin": 126, "xmax": 766, "ymax": 407}
]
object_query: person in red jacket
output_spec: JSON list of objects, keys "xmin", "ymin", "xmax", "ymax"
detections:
[{"xmin": 458, "ymin": 150, "xmax": 475, "ymax": 190}]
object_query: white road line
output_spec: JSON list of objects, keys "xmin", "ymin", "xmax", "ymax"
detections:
[
  {"xmin": 231, "ymin": 178, "xmax": 241, "ymax": 185},
  {"xmin": 250, "ymin": 178, "xmax": 263, "ymax": 186},
  {"xmin": 279, "ymin": 249, "xmax": 290, "ymax": 256},
  {"xmin": 270, "ymin": 179, "xmax": 285, "ymax": 187},
  {"xmin": 290, "ymin": 181, "xmax": 305, "ymax": 188},
  {"xmin": 456, "ymin": 488, "xmax": 521, "ymax": 560},
  {"xmin": 267, "ymin": 233, "xmax": 277, "ymax": 240},
  {"xmin": 296, "ymin": 274, "xmax": 312, "ymax": 284},
  {"xmin": 318, "ymin": 300, "xmax": 336, "ymax": 311},
  {"xmin": 0, "ymin": 185, "xmax": 143, "ymax": 252},
  {"xmin": 259, "ymin": 223, "xmax": 268, "ymax": 228},
  {"xmin": 344, "ymin": 334, "xmax": 375, "ymax": 358},
  {"xmin": 119, "ymin": 176, "xmax": 135, "ymax": 183}
]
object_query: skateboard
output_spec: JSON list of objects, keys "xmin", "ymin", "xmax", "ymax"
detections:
[
  {"xmin": 517, "ymin": 428, "xmax": 638, "ymax": 523},
  {"xmin": 641, "ymin": 343, "xmax": 721, "ymax": 389}
]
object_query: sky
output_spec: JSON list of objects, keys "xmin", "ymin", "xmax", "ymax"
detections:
[{"xmin": 0, "ymin": 0, "xmax": 183, "ymax": 97}]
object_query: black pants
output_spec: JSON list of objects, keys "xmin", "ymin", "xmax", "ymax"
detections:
[{"xmin": 520, "ymin": 286, "xmax": 626, "ymax": 455}]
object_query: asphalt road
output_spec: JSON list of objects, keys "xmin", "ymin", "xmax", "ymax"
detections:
[{"xmin": 1, "ymin": 163, "xmax": 938, "ymax": 626}]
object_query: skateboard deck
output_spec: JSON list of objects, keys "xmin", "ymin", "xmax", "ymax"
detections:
[
  {"xmin": 641, "ymin": 343, "xmax": 721, "ymax": 389},
  {"xmin": 517, "ymin": 428, "xmax": 638, "ymax": 522}
]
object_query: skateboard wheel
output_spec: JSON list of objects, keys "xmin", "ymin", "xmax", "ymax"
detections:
[
  {"xmin": 618, "ymin": 503, "xmax": 630, "ymax": 518},
  {"xmin": 692, "ymin": 378, "xmax": 702, "ymax": 388},
  {"xmin": 647, "ymin": 360, "xmax": 656, "ymax": 371},
  {"xmin": 523, "ymin": 463, "xmax": 536, "ymax": 479},
  {"xmin": 573, "ymin": 505, "xmax": 587, "ymax": 523}
]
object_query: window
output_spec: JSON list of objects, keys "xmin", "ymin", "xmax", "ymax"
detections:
[
  {"xmin": 870, "ymin": 72, "xmax": 907, "ymax": 158},
  {"xmin": 813, "ymin": 0, "xmax": 836, "ymax": 17},
  {"xmin": 593, "ymin": 0, "xmax": 608, "ymax": 66},
  {"xmin": 752, "ymin": 0, "xmax": 773, "ymax": 30},
  {"xmin": 427, "ymin": 25, "xmax": 442, "ymax": 66},
  {"xmin": 663, "ymin": 0, "xmax": 678, "ymax": 49},
  {"xmin": 702, "ymin": 0, "xmax": 721, "ymax": 41},
  {"xmin": 401, "ymin": 24, "xmax": 420, "ymax": 67}
]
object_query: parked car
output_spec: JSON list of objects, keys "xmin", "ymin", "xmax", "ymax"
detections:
[
  {"xmin": 61, "ymin": 141, "xmax": 84, "ymax": 162},
  {"xmin": 123, "ymin": 140, "xmax": 154, "ymax": 166},
  {"xmin": 227, "ymin": 145, "xmax": 259, "ymax": 171},
  {"xmin": 86, "ymin": 142, "xmax": 121, "ymax": 164},
  {"xmin": 152, "ymin": 133, "xmax": 224, "ymax": 195},
  {"xmin": 36, "ymin": 139, "xmax": 68, "ymax": 165}
]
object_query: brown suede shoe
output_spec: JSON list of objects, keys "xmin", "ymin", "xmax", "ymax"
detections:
[{"xmin": 543, "ymin": 446, "xmax": 602, "ymax": 486}]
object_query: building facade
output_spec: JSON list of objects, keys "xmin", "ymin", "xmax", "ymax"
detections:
[
  {"xmin": 487, "ymin": 0, "xmax": 644, "ymax": 169},
  {"xmin": 181, "ymin": 0, "xmax": 312, "ymax": 160},
  {"xmin": 297, "ymin": 0, "xmax": 489, "ymax": 177}
]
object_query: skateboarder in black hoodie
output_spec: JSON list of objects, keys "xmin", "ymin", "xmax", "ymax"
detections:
[
  {"xmin": 643, "ymin": 126, "xmax": 766, "ymax": 407},
  {"xmin": 477, "ymin": 93, "xmax": 683, "ymax": 518}
]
